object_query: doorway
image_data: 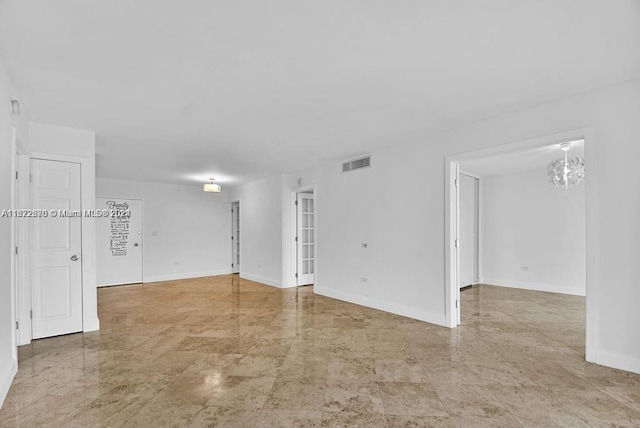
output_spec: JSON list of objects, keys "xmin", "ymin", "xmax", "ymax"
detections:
[
  {"xmin": 459, "ymin": 172, "xmax": 479, "ymax": 290},
  {"xmin": 231, "ymin": 201, "xmax": 240, "ymax": 274},
  {"xmin": 445, "ymin": 128, "xmax": 596, "ymax": 361},
  {"xmin": 96, "ymin": 197, "xmax": 144, "ymax": 286}
]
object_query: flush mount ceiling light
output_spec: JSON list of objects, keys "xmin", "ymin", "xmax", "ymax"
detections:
[
  {"xmin": 203, "ymin": 178, "xmax": 221, "ymax": 193},
  {"xmin": 548, "ymin": 142, "xmax": 585, "ymax": 196}
]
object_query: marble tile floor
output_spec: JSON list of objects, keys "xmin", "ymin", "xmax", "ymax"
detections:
[{"xmin": 1, "ymin": 276, "xmax": 640, "ymax": 427}]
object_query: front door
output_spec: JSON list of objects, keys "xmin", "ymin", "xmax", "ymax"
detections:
[
  {"xmin": 30, "ymin": 159, "xmax": 83, "ymax": 339},
  {"xmin": 297, "ymin": 192, "xmax": 315, "ymax": 286},
  {"xmin": 96, "ymin": 197, "xmax": 143, "ymax": 286}
]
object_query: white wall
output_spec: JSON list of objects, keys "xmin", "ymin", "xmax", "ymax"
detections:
[
  {"xmin": 303, "ymin": 79, "xmax": 640, "ymax": 374},
  {"xmin": 96, "ymin": 178, "xmax": 231, "ymax": 282},
  {"xmin": 310, "ymin": 151, "xmax": 447, "ymax": 325},
  {"xmin": 28, "ymin": 122, "xmax": 100, "ymax": 333},
  {"xmin": 480, "ymin": 169, "xmax": 586, "ymax": 296},
  {"xmin": 229, "ymin": 173, "xmax": 292, "ymax": 287}
]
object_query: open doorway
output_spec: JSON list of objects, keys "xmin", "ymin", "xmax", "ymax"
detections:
[
  {"xmin": 458, "ymin": 172, "xmax": 479, "ymax": 291},
  {"xmin": 445, "ymin": 128, "xmax": 597, "ymax": 361}
]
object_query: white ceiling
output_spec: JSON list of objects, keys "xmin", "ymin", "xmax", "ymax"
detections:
[
  {"xmin": 0, "ymin": 1, "xmax": 638, "ymax": 188},
  {"xmin": 459, "ymin": 139, "xmax": 585, "ymax": 177}
]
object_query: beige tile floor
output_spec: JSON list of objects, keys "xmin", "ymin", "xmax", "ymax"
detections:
[{"xmin": 1, "ymin": 275, "xmax": 640, "ymax": 427}]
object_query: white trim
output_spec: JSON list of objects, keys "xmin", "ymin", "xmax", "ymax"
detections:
[
  {"xmin": 0, "ymin": 357, "xmax": 17, "ymax": 408},
  {"xmin": 482, "ymin": 279, "xmax": 585, "ymax": 297},
  {"xmin": 583, "ymin": 129, "xmax": 598, "ymax": 363},
  {"xmin": 230, "ymin": 200, "xmax": 240, "ymax": 274},
  {"xmin": 240, "ymin": 272, "xmax": 281, "ymax": 288},
  {"xmin": 16, "ymin": 155, "xmax": 31, "ymax": 345},
  {"xmin": 10, "ymin": 128, "xmax": 19, "ymax": 360},
  {"xmin": 289, "ymin": 191, "xmax": 297, "ymax": 287},
  {"xmin": 445, "ymin": 127, "xmax": 596, "ymax": 361},
  {"xmin": 315, "ymin": 286, "xmax": 446, "ymax": 326},
  {"xmin": 477, "ymin": 176, "xmax": 484, "ymax": 287},
  {"xmin": 98, "ymin": 281, "xmax": 143, "ymax": 288},
  {"xmin": 143, "ymin": 269, "xmax": 231, "ymax": 283},
  {"xmin": 444, "ymin": 161, "xmax": 459, "ymax": 327},
  {"xmin": 595, "ymin": 349, "xmax": 640, "ymax": 375},
  {"xmin": 82, "ymin": 317, "xmax": 100, "ymax": 332}
]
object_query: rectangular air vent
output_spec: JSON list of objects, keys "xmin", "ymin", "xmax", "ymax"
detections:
[{"xmin": 342, "ymin": 156, "xmax": 371, "ymax": 172}]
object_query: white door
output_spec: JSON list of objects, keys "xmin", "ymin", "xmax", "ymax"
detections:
[
  {"xmin": 30, "ymin": 159, "xmax": 83, "ymax": 339},
  {"xmin": 231, "ymin": 202, "xmax": 240, "ymax": 273},
  {"xmin": 96, "ymin": 198, "xmax": 143, "ymax": 286},
  {"xmin": 459, "ymin": 173, "xmax": 479, "ymax": 288},
  {"xmin": 297, "ymin": 193, "xmax": 315, "ymax": 286}
]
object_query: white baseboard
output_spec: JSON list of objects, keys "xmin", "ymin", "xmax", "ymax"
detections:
[
  {"xmin": 83, "ymin": 317, "xmax": 100, "ymax": 333},
  {"xmin": 596, "ymin": 348, "xmax": 640, "ymax": 375},
  {"xmin": 482, "ymin": 278, "xmax": 586, "ymax": 296},
  {"xmin": 314, "ymin": 286, "xmax": 447, "ymax": 327},
  {"xmin": 143, "ymin": 269, "xmax": 231, "ymax": 283},
  {"xmin": 240, "ymin": 272, "xmax": 282, "ymax": 288},
  {"xmin": 0, "ymin": 357, "xmax": 18, "ymax": 408}
]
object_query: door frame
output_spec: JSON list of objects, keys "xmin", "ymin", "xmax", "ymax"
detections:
[
  {"xmin": 12, "ymin": 131, "xmax": 31, "ymax": 347},
  {"xmin": 289, "ymin": 184, "xmax": 317, "ymax": 288},
  {"xmin": 230, "ymin": 200, "xmax": 240, "ymax": 274},
  {"xmin": 95, "ymin": 196, "xmax": 144, "ymax": 286},
  {"xmin": 444, "ymin": 127, "xmax": 596, "ymax": 362},
  {"xmin": 10, "ymin": 128, "xmax": 29, "ymax": 355},
  {"xmin": 21, "ymin": 152, "xmax": 100, "ymax": 343}
]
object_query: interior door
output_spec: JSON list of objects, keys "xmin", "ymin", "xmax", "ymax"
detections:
[
  {"xmin": 297, "ymin": 192, "xmax": 315, "ymax": 285},
  {"xmin": 96, "ymin": 197, "xmax": 143, "ymax": 286},
  {"xmin": 459, "ymin": 173, "xmax": 479, "ymax": 288},
  {"xmin": 30, "ymin": 159, "xmax": 83, "ymax": 339},
  {"xmin": 231, "ymin": 201, "xmax": 240, "ymax": 273}
]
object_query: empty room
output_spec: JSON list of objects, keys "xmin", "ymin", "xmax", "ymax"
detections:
[{"xmin": 1, "ymin": 1, "xmax": 640, "ymax": 427}]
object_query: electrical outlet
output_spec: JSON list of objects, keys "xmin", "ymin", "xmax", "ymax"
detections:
[
  {"xmin": 361, "ymin": 243, "xmax": 368, "ymax": 248},
  {"xmin": 521, "ymin": 266, "xmax": 528, "ymax": 272},
  {"xmin": 361, "ymin": 277, "xmax": 368, "ymax": 283}
]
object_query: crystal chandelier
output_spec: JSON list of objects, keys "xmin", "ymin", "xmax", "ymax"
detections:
[{"xmin": 547, "ymin": 142, "xmax": 585, "ymax": 196}]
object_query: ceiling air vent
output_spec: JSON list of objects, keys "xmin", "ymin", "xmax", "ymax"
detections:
[{"xmin": 342, "ymin": 156, "xmax": 371, "ymax": 173}]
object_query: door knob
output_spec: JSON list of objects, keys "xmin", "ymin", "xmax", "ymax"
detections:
[{"xmin": 71, "ymin": 255, "xmax": 79, "ymax": 261}]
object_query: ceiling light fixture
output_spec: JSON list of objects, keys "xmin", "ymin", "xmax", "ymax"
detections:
[
  {"xmin": 203, "ymin": 178, "xmax": 221, "ymax": 193},
  {"xmin": 547, "ymin": 142, "xmax": 585, "ymax": 197}
]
